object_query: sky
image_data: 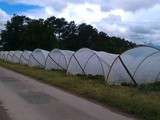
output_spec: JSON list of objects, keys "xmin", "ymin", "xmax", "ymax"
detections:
[{"xmin": 0, "ymin": 0, "xmax": 160, "ymax": 45}]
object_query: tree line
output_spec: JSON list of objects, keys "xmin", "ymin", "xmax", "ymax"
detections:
[{"xmin": 0, "ymin": 15, "xmax": 136, "ymax": 53}]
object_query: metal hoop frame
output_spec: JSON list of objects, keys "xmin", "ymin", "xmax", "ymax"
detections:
[{"xmin": 106, "ymin": 45, "xmax": 160, "ymax": 85}]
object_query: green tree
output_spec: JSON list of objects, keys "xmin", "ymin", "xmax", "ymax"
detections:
[
  {"xmin": 1, "ymin": 15, "xmax": 28, "ymax": 50},
  {"xmin": 0, "ymin": 15, "xmax": 136, "ymax": 53},
  {"xmin": 21, "ymin": 18, "xmax": 58, "ymax": 50}
]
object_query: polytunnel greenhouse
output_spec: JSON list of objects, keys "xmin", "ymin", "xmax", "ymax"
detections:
[
  {"xmin": 67, "ymin": 48, "xmax": 118, "ymax": 78},
  {"xmin": 20, "ymin": 50, "xmax": 32, "ymax": 65},
  {"xmin": 107, "ymin": 46, "xmax": 160, "ymax": 85},
  {"xmin": 3, "ymin": 51, "xmax": 9, "ymax": 61},
  {"xmin": 28, "ymin": 49, "xmax": 49, "ymax": 68},
  {"xmin": 1, "ymin": 51, "xmax": 6, "ymax": 60},
  {"xmin": 45, "ymin": 49, "xmax": 74, "ymax": 70},
  {"xmin": 6, "ymin": 51, "xmax": 15, "ymax": 62},
  {"xmin": 1, "ymin": 46, "xmax": 160, "ymax": 85},
  {"xmin": 12, "ymin": 51, "xmax": 23, "ymax": 63},
  {"xmin": 0, "ymin": 51, "xmax": 4, "ymax": 60},
  {"xmin": 0, "ymin": 51, "xmax": 4, "ymax": 59}
]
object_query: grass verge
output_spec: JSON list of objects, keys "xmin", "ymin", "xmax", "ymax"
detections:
[{"xmin": 0, "ymin": 61, "xmax": 160, "ymax": 120}]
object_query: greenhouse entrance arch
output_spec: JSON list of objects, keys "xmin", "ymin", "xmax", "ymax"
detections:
[{"xmin": 107, "ymin": 46, "xmax": 160, "ymax": 85}]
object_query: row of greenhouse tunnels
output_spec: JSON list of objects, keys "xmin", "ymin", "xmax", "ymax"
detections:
[{"xmin": 0, "ymin": 45, "xmax": 159, "ymax": 85}]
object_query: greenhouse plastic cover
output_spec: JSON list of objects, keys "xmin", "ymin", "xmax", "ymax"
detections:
[
  {"xmin": 12, "ymin": 51, "xmax": 23, "ymax": 63},
  {"xmin": 20, "ymin": 50, "xmax": 32, "ymax": 65},
  {"xmin": 0, "ymin": 51, "xmax": 4, "ymax": 59},
  {"xmin": 28, "ymin": 49, "xmax": 49, "ymax": 68},
  {"xmin": 107, "ymin": 46, "xmax": 160, "ymax": 85},
  {"xmin": 3, "ymin": 51, "xmax": 9, "ymax": 61},
  {"xmin": 7, "ymin": 51, "xmax": 15, "ymax": 62},
  {"xmin": 1, "ymin": 46, "xmax": 160, "ymax": 85},
  {"xmin": 45, "ymin": 49, "xmax": 74, "ymax": 70},
  {"xmin": 67, "ymin": 48, "xmax": 118, "ymax": 77}
]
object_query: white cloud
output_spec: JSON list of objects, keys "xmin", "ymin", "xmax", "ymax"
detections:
[
  {"xmin": 19, "ymin": 7, "xmax": 59, "ymax": 19},
  {"xmin": 58, "ymin": 3, "xmax": 108, "ymax": 24},
  {"xmin": 2, "ymin": 0, "xmax": 160, "ymax": 44},
  {"xmin": 8, "ymin": 0, "xmax": 160, "ymax": 12},
  {"xmin": 89, "ymin": 4, "xmax": 160, "ymax": 44},
  {"xmin": 0, "ymin": 8, "xmax": 10, "ymax": 30},
  {"xmin": 100, "ymin": 0, "xmax": 160, "ymax": 11}
]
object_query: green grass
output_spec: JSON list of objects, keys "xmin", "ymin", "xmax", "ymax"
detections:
[
  {"xmin": 138, "ymin": 82, "xmax": 160, "ymax": 92},
  {"xmin": 0, "ymin": 61, "xmax": 160, "ymax": 120}
]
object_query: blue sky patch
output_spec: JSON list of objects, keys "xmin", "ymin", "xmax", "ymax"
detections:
[{"xmin": 0, "ymin": 1, "xmax": 40, "ymax": 15}]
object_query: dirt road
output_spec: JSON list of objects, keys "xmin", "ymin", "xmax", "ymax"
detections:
[
  {"xmin": 0, "ymin": 102, "xmax": 11, "ymax": 120},
  {"xmin": 0, "ymin": 66, "xmax": 136, "ymax": 120}
]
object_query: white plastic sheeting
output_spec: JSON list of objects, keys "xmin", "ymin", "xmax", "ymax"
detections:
[
  {"xmin": 0, "ymin": 51, "xmax": 4, "ymax": 59},
  {"xmin": 28, "ymin": 49, "xmax": 49, "ymax": 68},
  {"xmin": 0, "ymin": 51, "xmax": 5, "ymax": 60},
  {"xmin": 12, "ymin": 51, "xmax": 23, "ymax": 63},
  {"xmin": 45, "ymin": 49, "xmax": 74, "ymax": 70},
  {"xmin": 6, "ymin": 51, "xmax": 15, "ymax": 62},
  {"xmin": 1, "ymin": 46, "xmax": 160, "ymax": 85},
  {"xmin": 67, "ymin": 48, "xmax": 118, "ymax": 78},
  {"xmin": 20, "ymin": 50, "xmax": 32, "ymax": 65},
  {"xmin": 3, "ymin": 51, "xmax": 9, "ymax": 61},
  {"xmin": 107, "ymin": 46, "xmax": 160, "ymax": 85}
]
